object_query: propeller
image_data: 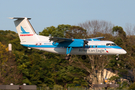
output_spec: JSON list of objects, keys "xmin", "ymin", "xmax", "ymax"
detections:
[{"xmin": 83, "ymin": 40, "xmax": 88, "ymax": 49}]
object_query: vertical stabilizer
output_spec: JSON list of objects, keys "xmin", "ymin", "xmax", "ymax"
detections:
[{"xmin": 10, "ymin": 17, "xmax": 39, "ymax": 42}]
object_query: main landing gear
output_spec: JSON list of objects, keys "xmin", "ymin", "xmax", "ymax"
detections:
[
  {"xmin": 82, "ymin": 55, "xmax": 86, "ymax": 60},
  {"xmin": 65, "ymin": 47, "xmax": 73, "ymax": 60},
  {"xmin": 65, "ymin": 54, "xmax": 71, "ymax": 60}
]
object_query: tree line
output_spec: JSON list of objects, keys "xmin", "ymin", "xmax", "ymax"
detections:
[{"xmin": 0, "ymin": 20, "xmax": 135, "ymax": 89}]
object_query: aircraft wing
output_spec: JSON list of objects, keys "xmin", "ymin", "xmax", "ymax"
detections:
[
  {"xmin": 49, "ymin": 37, "xmax": 74, "ymax": 43},
  {"xmin": 50, "ymin": 36, "xmax": 104, "ymax": 43}
]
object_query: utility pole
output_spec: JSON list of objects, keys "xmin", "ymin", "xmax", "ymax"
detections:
[
  {"xmin": 8, "ymin": 43, "xmax": 12, "ymax": 52},
  {"xmin": 8, "ymin": 43, "xmax": 12, "ymax": 65}
]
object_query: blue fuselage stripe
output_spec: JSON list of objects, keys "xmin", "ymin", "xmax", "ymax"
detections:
[{"xmin": 21, "ymin": 44, "xmax": 122, "ymax": 49}]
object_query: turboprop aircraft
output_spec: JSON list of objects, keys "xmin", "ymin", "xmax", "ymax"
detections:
[{"xmin": 10, "ymin": 17, "xmax": 127, "ymax": 60}]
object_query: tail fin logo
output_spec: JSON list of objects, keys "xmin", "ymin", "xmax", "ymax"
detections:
[
  {"xmin": 20, "ymin": 26, "xmax": 33, "ymax": 36},
  {"xmin": 21, "ymin": 26, "xmax": 30, "ymax": 34}
]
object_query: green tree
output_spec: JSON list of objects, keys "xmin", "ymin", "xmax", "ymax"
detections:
[
  {"xmin": 53, "ymin": 24, "xmax": 71, "ymax": 37},
  {"xmin": 112, "ymin": 26, "xmax": 127, "ymax": 47},
  {"xmin": 39, "ymin": 24, "xmax": 87, "ymax": 39},
  {"xmin": 128, "ymin": 82, "xmax": 135, "ymax": 90},
  {"xmin": 66, "ymin": 26, "xmax": 87, "ymax": 39},
  {"xmin": 0, "ymin": 42, "xmax": 22, "ymax": 84},
  {"xmin": 39, "ymin": 26, "xmax": 56, "ymax": 36},
  {"xmin": 39, "ymin": 25, "xmax": 71, "ymax": 37},
  {"xmin": 112, "ymin": 26, "xmax": 126, "ymax": 39},
  {"xmin": 0, "ymin": 30, "xmax": 18, "ymax": 45},
  {"xmin": 1, "ymin": 22, "xmax": 134, "ymax": 88}
]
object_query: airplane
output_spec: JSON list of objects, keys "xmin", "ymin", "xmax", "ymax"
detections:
[{"xmin": 10, "ymin": 17, "xmax": 127, "ymax": 60}]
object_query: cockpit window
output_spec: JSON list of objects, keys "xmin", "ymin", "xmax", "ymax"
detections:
[
  {"xmin": 106, "ymin": 43, "xmax": 116, "ymax": 46},
  {"xmin": 112, "ymin": 43, "xmax": 116, "ymax": 46}
]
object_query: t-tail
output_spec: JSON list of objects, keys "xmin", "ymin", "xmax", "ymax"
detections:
[{"xmin": 10, "ymin": 17, "xmax": 40, "ymax": 42}]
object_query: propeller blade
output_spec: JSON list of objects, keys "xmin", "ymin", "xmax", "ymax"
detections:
[
  {"xmin": 84, "ymin": 40, "xmax": 88, "ymax": 44},
  {"xmin": 83, "ymin": 40, "xmax": 88, "ymax": 48}
]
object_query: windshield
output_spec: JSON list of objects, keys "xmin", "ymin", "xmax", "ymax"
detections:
[{"xmin": 106, "ymin": 43, "xmax": 117, "ymax": 46}]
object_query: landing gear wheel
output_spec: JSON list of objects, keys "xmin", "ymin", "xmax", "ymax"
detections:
[
  {"xmin": 65, "ymin": 56, "xmax": 70, "ymax": 60},
  {"xmin": 65, "ymin": 55, "xmax": 71, "ymax": 60},
  {"xmin": 82, "ymin": 55, "xmax": 86, "ymax": 60}
]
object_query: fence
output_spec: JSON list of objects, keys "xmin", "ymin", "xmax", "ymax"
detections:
[
  {"xmin": 0, "ymin": 84, "xmax": 121, "ymax": 90},
  {"xmin": 0, "ymin": 85, "xmax": 36, "ymax": 90},
  {"xmin": 37, "ymin": 87, "xmax": 88, "ymax": 90},
  {"xmin": 37, "ymin": 84, "xmax": 119, "ymax": 90}
]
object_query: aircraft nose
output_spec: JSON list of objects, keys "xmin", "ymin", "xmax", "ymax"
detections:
[{"xmin": 121, "ymin": 49, "xmax": 127, "ymax": 54}]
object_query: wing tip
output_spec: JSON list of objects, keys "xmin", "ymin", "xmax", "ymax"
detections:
[{"xmin": 9, "ymin": 17, "xmax": 14, "ymax": 19}]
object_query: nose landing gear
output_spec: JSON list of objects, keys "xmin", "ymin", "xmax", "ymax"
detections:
[{"xmin": 116, "ymin": 54, "xmax": 119, "ymax": 60}]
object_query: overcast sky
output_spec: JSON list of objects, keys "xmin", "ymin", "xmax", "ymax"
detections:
[{"xmin": 0, "ymin": 0, "xmax": 135, "ymax": 33}]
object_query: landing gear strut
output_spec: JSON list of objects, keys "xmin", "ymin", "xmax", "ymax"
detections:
[{"xmin": 65, "ymin": 47, "xmax": 72, "ymax": 60}]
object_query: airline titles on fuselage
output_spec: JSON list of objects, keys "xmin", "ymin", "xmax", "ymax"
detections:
[{"xmin": 79, "ymin": 48, "xmax": 106, "ymax": 53}]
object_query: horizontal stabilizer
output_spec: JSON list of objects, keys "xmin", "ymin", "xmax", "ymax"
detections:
[
  {"xmin": 86, "ymin": 37, "xmax": 104, "ymax": 41},
  {"xmin": 9, "ymin": 17, "xmax": 31, "ymax": 20}
]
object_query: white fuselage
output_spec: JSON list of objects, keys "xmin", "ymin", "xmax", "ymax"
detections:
[{"xmin": 21, "ymin": 38, "xmax": 127, "ymax": 55}]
